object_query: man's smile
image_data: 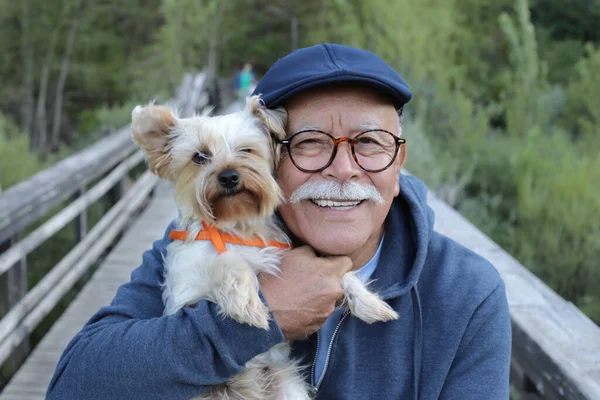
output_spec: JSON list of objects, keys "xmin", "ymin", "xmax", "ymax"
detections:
[{"xmin": 308, "ymin": 198, "xmax": 366, "ymax": 211}]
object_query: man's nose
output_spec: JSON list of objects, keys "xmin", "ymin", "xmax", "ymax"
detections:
[{"xmin": 322, "ymin": 142, "xmax": 361, "ymax": 181}]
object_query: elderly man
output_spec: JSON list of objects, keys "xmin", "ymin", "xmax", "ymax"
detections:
[{"xmin": 47, "ymin": 44, "xmax": 511, "ymax": 399}]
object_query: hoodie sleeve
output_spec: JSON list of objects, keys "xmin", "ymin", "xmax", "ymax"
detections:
[
  {"xmin": 439, "ymin": 280, "xmax": 512, "ymax": 400},
  {"xmin": 46, "ymin": 222, "xmax": 285, "ymax": 400}
]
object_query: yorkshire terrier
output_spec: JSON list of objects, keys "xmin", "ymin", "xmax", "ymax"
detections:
[{"xmin": 131, "ymin": 96, "xmax": 398, "ymax": 400}]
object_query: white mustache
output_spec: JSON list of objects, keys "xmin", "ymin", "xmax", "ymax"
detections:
[{"xmin": 289, "ymin": 181, "xmax": 385, "ymax": 204}]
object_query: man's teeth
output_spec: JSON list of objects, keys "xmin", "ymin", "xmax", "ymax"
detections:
[{"xmin": 311, "ymin": 199, "xmax": 362, "ymax": 209}]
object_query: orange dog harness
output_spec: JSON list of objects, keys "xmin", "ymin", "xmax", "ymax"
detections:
[{"xmin": 169, "ymin": 222, "xmax": 290, "ymax": 254}]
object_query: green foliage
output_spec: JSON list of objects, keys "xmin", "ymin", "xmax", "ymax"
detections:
[
  {"xmin": 530, "ymin": 0, "xmax": 600, "ymax": 43},
  {"xmin": 0, "ymin": 114, "xmax": 48, "ymax": 191},
  {"xmin": 0, "ymin": 111, "xmax": 22, "ymax": 140},
  {"xmin": 76, "ymin": 100, "xmax": 140, "ymax": 147},
  {"xmin": 498, "ymin": 0, "xmax": 549, "ymax": 135},
  {"xmin": 512, "ymin": 129, "xmax": 600, "ymax": 322},
  {"xmin": 128, "ymin": 0, "xmax": 213, "ymax": 100},
  {"xmin": 389, "ymin": 0, "xmax": 600, "ymax": 325},
  {"xmin": 564, "ymin": 44, "xmax": 600, "ymax": 144},
  {"xmin": 457, "ymin": 134, "xmax": 519, "ymax": 248},
  {"xmin": 536, "ymin": 31, "xmax": 586, "ymax": 84},
  {"xmin": 531, "ymin": 0, "xmax": 600, "ymax": 83}
]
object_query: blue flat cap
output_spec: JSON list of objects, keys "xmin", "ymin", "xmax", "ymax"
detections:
[{"xmin": 252, "ymin": 43, "xmax": 412, "ymax": 109}]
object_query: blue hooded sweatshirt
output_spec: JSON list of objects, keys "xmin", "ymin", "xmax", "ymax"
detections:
[{"xmin": 46, "ymin": 174, "xmax": 511, "ymax": 399}]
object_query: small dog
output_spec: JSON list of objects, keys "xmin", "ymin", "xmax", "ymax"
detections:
[{"xmin": 131, "ymin": 96, "xmax": 398, "ymax": 400}]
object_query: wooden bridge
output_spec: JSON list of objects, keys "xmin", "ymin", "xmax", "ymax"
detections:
[{"xmin": 0, "ymin": 73, "xmax": 598, "ymax": 400}]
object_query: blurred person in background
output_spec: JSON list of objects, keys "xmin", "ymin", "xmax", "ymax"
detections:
[{"xmin": 235, "ymin": 62, "xmax": 257, "ymax": 102}]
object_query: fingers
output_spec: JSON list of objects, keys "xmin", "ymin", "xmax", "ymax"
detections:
[
  {"xmin": 286, "ymin": 245, "xmax": 352, "ymax": 275},
  {"xmin": 291, "ymin": 245, "xmax": 317, "ymax": 256},
  {"xmin": 291, "ymin": 246, "xmax": 352, "ymax": 301},
  {"xmin": 264, "ymin": 245, "xmax": 354, "ymax": 340},
  {"xmin": 325, "ymin": 255, "xmax": 354, "ymax": 278}
]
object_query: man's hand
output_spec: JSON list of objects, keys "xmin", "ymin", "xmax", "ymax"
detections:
[{"xmin": 260, "ymin": 246, "xmax": 353, "ymax": 341}]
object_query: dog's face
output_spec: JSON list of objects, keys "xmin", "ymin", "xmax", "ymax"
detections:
[{"xmin": 131, "ymin": 96, "xmax": 287, "ymax": 224}]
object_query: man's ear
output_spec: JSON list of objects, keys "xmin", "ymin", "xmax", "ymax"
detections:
[
  {"xmin": 131, "ymin": 105, "xmax": 177, "ymax": 179},
  {"xmin": 394, "ymin": 142, "xmax": 407, "ymax": 197},
  {"xmin": 397, "ymin": 141, "xmax": 407, "ymax": 168},
  {"xmin": 245, "ymin": 95, "xmax": 288, "ymax": 169}
]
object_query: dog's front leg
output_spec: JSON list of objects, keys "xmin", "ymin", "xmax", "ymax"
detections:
[
  {"xmin": 340, "ymin": 272, "xmax": 399, "ymax": 324},
  {"xmin": 208, "ymin": 252, "xmax": 271, "ymax": 330}
]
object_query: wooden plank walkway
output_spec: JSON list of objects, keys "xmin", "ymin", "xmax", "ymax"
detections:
[{"xmin": 0, "ymin": 180, "xmax": 177, "ymax": 400}]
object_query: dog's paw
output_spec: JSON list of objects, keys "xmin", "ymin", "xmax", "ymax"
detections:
[
  {"xmin": 231, "ymin": 294, "xmax": 270, "ymax": 330},
  {"xmin": 212, "ymin": 252, "xmax": 271, "ymax": 329},
  {"xmin": 348, "ymin": 292, "xmax": 399, "ymax": 324},
  {"xmin": 341, "ymin": 273, "xmax": 399, "ymax": 324}
]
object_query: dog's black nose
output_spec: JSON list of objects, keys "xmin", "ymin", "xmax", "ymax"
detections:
[{"xmin": 218, "ymin": 169, "xmax": 241, "ymax": 189}]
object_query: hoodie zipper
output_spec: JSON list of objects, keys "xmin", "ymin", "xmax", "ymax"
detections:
[
  {"xmin": 310, "ymin": 331, "xmax": 320, "ymax": 387},
  {"xmin": 312, "ymin": 310, "xmax": 350, "ymax": 390}
]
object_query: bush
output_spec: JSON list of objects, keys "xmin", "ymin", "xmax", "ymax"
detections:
[
  {"xmin": 401, "ymin": 0, "xmax": 600, "ymax": 324},
  {"xmin": 457, "ymin": 133, "xmax": 519, "ymax": 250},
  {"xmin": 76, "ymin": 100, "xmax": 142, "ymax": 147},
  {"xmin": 511, "ymin": 128, "xmax": 600, "ymax": 320},
  {"xmin": 564, "ymin": 44, "xmax": 600, "ymax": 145},
  {"xmin": 0, "ymin": 114, "xmax": 48, "ymax": 191}
]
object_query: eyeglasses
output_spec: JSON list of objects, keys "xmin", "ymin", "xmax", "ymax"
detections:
[{"xmin": 279, "ymin": 129, "xmax": 406, "ymax": 173}]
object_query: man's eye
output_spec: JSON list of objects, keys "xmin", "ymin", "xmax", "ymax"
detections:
[
  {"xmin": 240, "ymin": 148, "xmax": 253, "ymax": 154},
  {"xmin": 192, "ymin": 152, "xmax": 210, "ymax": 165},
  {"xmin": 358, "ymin": 137, "xmax": 377, "ymax": 144}
]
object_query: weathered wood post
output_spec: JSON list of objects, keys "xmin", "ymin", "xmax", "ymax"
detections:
[
  {"xmin": 0, "ymin": 234, "xmax": 29, "ymax": 386},
  {"xmin": 73, "ymin": 187, "xmax": 88, "ymax": 243},
  {"xmin": 108, "ymin": 175, "xmax": 127, "ymax": 210}
]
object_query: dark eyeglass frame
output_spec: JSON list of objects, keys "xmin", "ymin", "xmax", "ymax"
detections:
[{"xmin": 279, "ymin": 129, "xmax": 406, "ymax": 173}]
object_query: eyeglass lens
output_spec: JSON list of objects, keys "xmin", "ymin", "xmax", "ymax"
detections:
[{"xmin": 288, "ymin": 130, "xmax": 398, "ymax": 172}]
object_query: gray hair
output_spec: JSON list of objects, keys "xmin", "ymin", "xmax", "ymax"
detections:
[{"xmin": 397, "ymin": 108, "xmax": 404, "ymax": 137}]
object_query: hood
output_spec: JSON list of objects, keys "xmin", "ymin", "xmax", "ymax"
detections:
[
  {"xmin": 373, "ymin": 173, "xmax": 435, "ymax": 300},
  {"xmin": 378, "ymin": 173, "xmax": 430, "ymax": 400}
]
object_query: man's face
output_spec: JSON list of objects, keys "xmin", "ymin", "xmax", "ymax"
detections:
[{"xmin": 276, "ymin": 86, "xmax": 407, "ymax": 267}]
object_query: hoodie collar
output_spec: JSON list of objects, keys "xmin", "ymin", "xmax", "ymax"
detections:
[{"xmin": 371, "ymin": 174, "xmax": 433, "ymax": 300}]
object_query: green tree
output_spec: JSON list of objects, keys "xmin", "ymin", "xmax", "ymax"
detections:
[{"xmin": 564, "ymin": 44, "xmax": 600, "ymax": 146}]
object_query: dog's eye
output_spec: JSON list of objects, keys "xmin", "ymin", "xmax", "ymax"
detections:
[
  {"xmin": 240, "ymin": 148, "xmax": 253, "ymax": 154},
  {"xmin": 192, "ymin": 152, "xmax": 210, "ymax": 165}
]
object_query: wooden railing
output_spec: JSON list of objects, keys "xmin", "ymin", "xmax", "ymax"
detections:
[
  {"xmin": 424, "ymin": 180, "xmax": 600, "ymax": 399},
  {"xmin": 0, "ymin": 71, "xmax": 216, "ymax": 379}
]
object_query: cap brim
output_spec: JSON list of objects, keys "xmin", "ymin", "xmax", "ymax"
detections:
[{"xmin": 257, "ymin": 74, "xmax": 411, "ymax": 110}]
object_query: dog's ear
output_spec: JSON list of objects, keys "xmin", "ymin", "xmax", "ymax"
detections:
[
  {"xmin": 246, "ymin": 95, "xmax": 288, "ymax": 169},
  {"xmin": 131, "ymin": 104, "xmax": 177, "ymax": 179},
  {"xmin": 246, "ymin": 95, "xmax": 287, "ymax": 140}
]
